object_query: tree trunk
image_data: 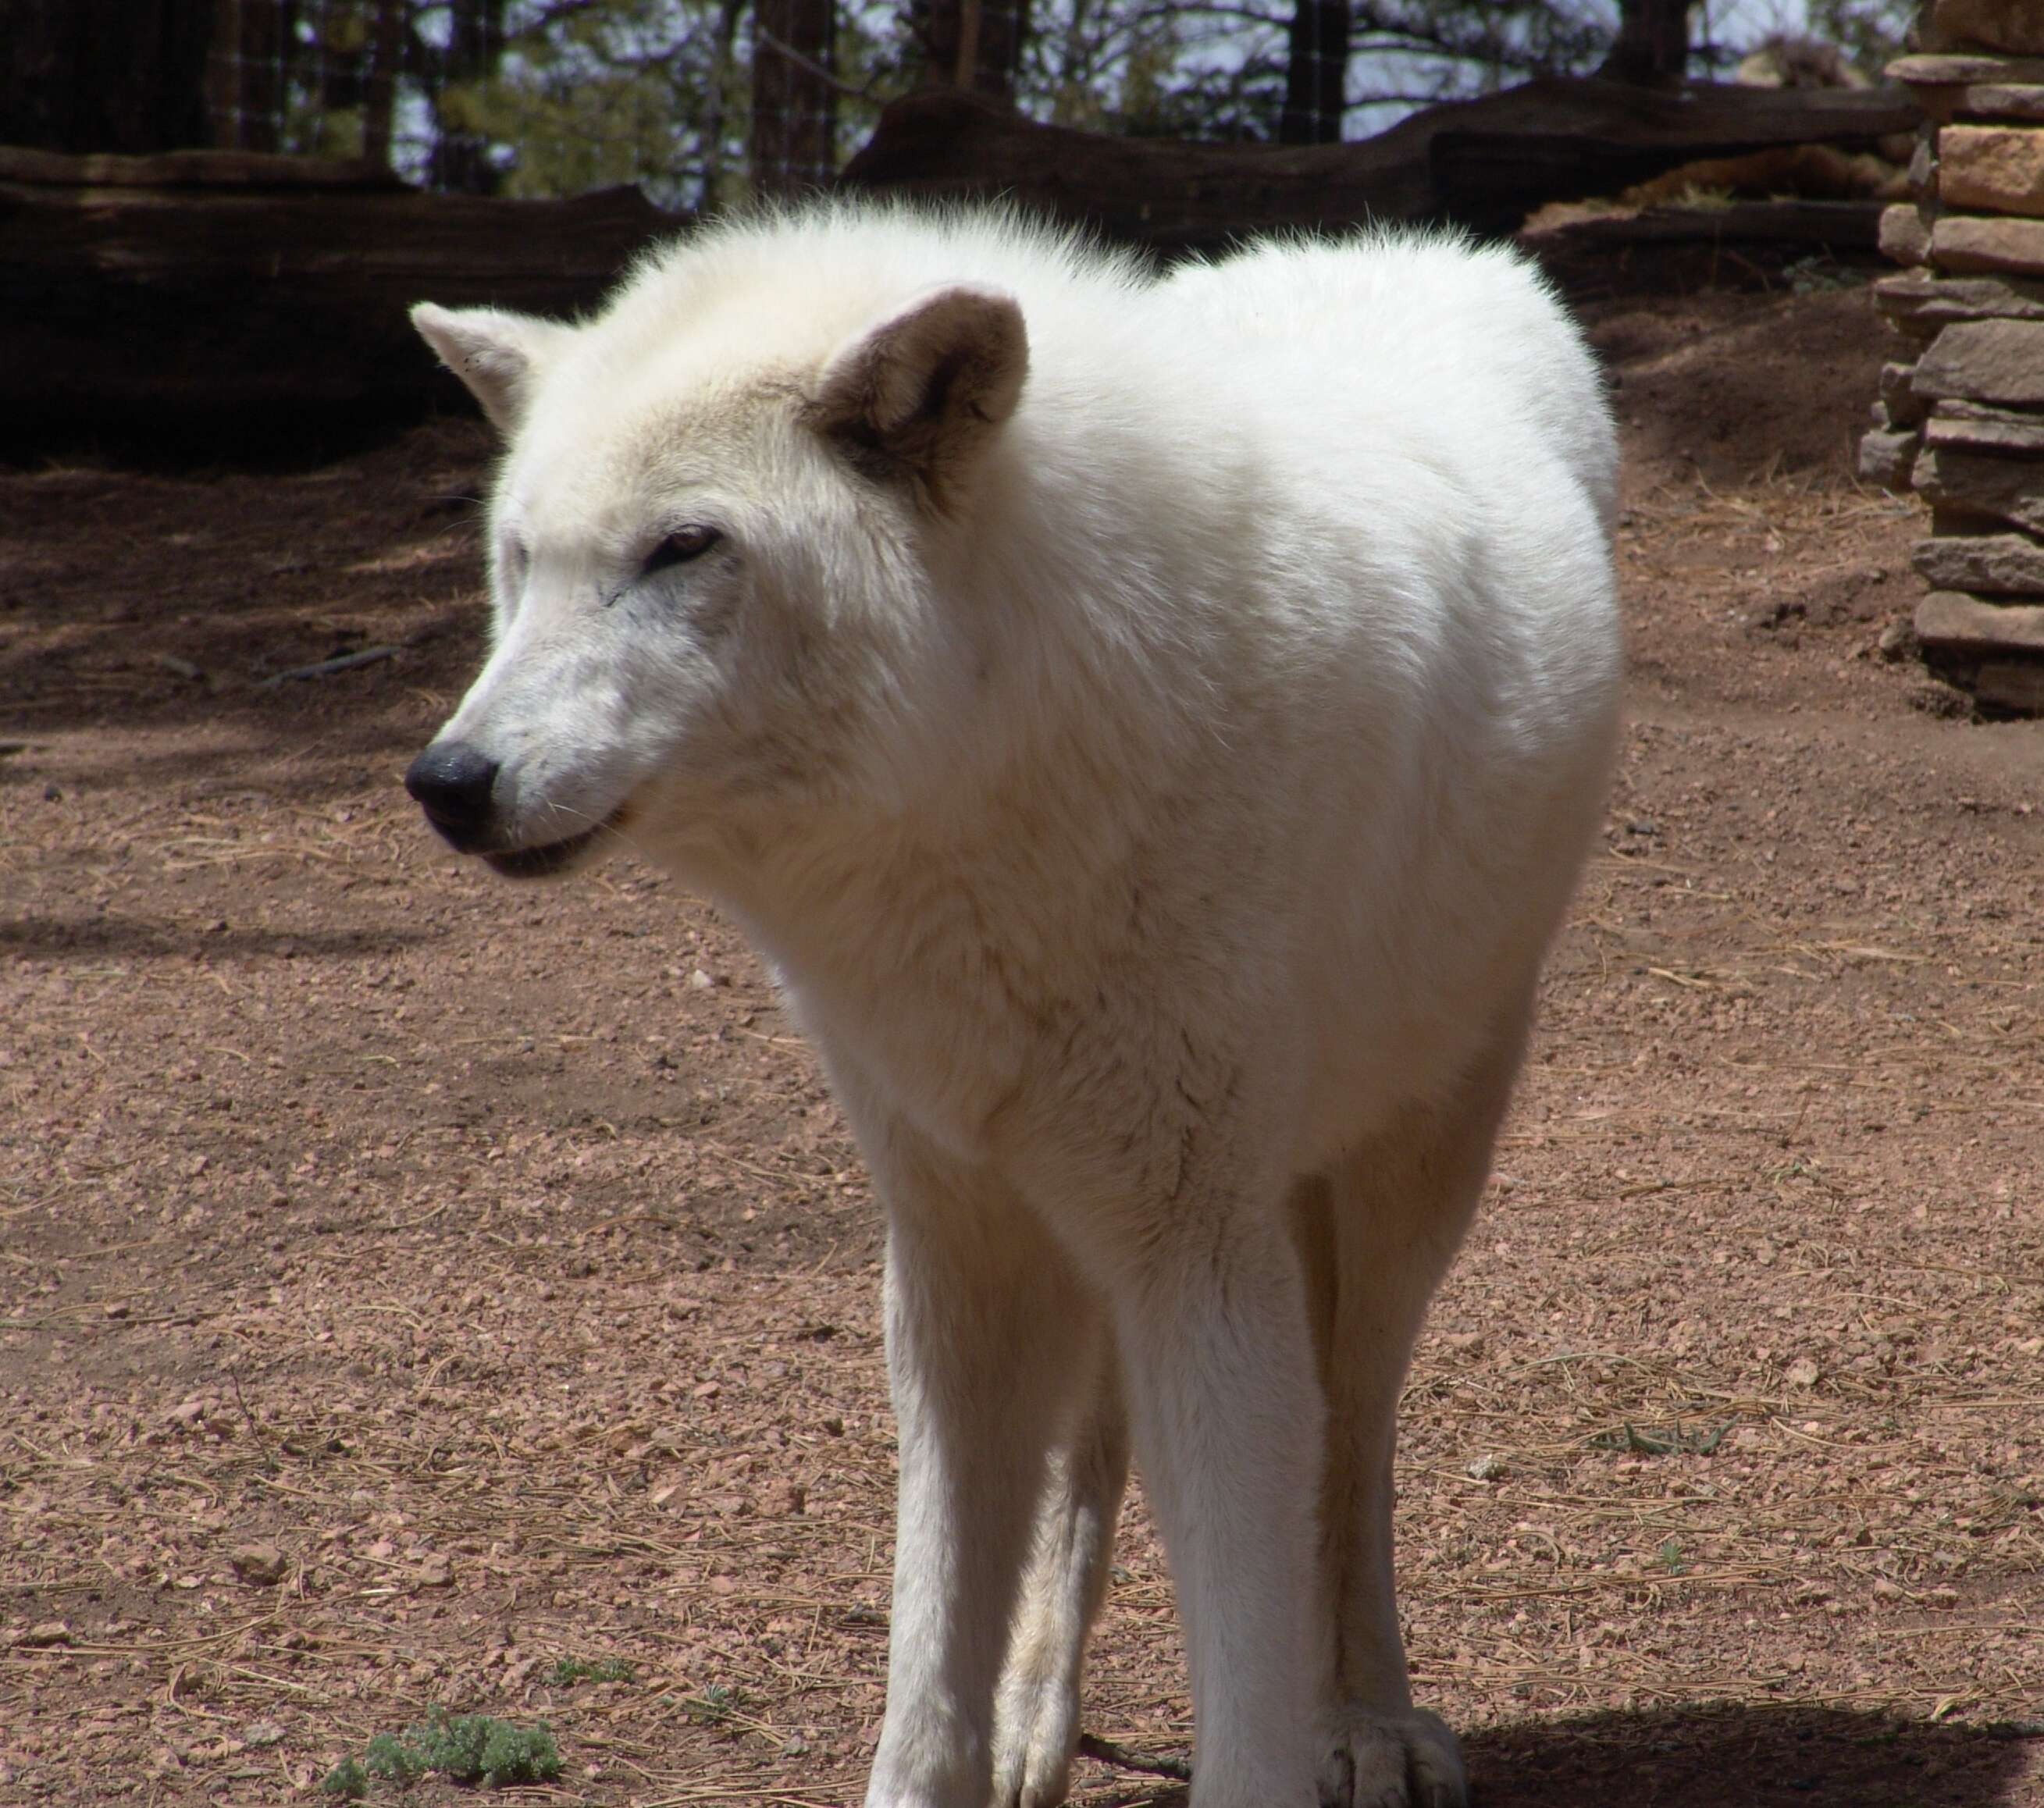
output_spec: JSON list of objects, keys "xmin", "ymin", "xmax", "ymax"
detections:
[
  {"xmin": 412, "ymin": 0, "xmax": 509, "ymax": 194},
  {"xmin": 699, "ymin": 0, "xmax": 750, "ymax": 208},
  {"xmin": 1601, "ymin": 0, "xmax": 1691, "ymax": 88},
  {"xmin": 750, "ymin": 0, "xmax": 839, "ymax": 195},
  {"xmin": 0, "ymin": 0, "xmax": 215, "ymax": 154},
  {"xmin": 1279, "ymin": 0, "xmax": 1349, "ymax": 145},
  {"xmin": 205, "ymin": 0, "xmax": 294, "ymax": 153},
  {"xmin": 920, "ymin": 0, "xmax": 1028, "ymax": 105},
  {"xmin": 361, "ymin": 0, "xmax": 405, "ymax": 169}
]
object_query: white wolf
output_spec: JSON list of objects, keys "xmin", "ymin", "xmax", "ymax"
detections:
[{"xmin": 404, "ymin": 204, "xmax": 1621, "ymax": 1808}]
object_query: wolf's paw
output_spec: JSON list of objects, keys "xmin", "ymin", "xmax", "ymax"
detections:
[
  {"xmin": 1317, "ymin": 1707, "xmax": 1466, "ymax": 1808},
  {"xmin": 988, "ymin": 1667, "xmax": 1080, "ymax": 1808}
]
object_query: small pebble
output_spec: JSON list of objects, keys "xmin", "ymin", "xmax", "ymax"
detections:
[{"xmin": 229, "ymin": 1543, "xmax": 287, "ymax": 1586}]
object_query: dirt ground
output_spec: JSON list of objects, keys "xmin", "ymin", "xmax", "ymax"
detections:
[{"xmin": 2, "ymin": 268, "xmax": 2041, "ymax": 1808}]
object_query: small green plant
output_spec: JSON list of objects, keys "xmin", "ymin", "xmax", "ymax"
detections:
[
  {"xmin": 681, "ymin": 1681, "xmax": 746, "ymax": 1726},
  {"xmin": 1782, "ymin": 254, "xmax": 1868, "ymax": 297},
  {"xmin": 1658, "ymin": 1537, "xmax": 1688, "ymax": 1575},
  {"xmin": 326, "ymin": 1710, "xmax": 561, "ymax": 1791},
  {"xmin": 1589, "ymin": 1419, "xmax": 1732, "ymax": 1457},
  {"xmin": 320, "ymin": 1756, "xmax": 369, "ymax": 1799},
  {"xmin": 550, "ymin": 1654, "xmax": 636, "ymax": 1685},
  {"xmin": 362, "ymin": 1729, "xmax": 429, "ymax": 1784}
]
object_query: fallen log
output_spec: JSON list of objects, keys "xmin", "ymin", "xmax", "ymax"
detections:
[
  {"xmin": 1514, "ymin": 198, "xmax": 1886, "ymax": 297},
  {"xmin": 0, "ymin": 147, "xmax": 685, "ymax": 443},
  {"xmin": 838, "ymin": 78, "xmax": 1919, "ymax": 251},
  {"xmin": 1524, "ymin": 197, "xmax": 1885, "ymax": 261},
  {"xmin": 2, "ymin": 74, "xmax": 1921, "ymax": 444},
  {"xmin": 0, "ymin": 144, "xmax": 405, "ymax": 189}
]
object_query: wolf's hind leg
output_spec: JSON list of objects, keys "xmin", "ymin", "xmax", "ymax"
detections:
[
  {"xmin": 990, "ymin": 1326, "xmax": 1129, "ymax": 1808},
  {"xmin": 1305, "ymin": 999, "xmax": 1533, "ymax": 1808}
]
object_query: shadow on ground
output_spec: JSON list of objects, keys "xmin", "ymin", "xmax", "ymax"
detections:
[
  {"xmin": 0, "ymin": 415, "xmax": 491, "ymax": 761},
  {"xmin": 0, "ymin": 912, "xmax": 436, "ymax": 962},
  {"xmin": 1076, "ymin": 1707, "xmax": 2040, "ymax": 1808},
  {"xmin": 1470, "ymin": 1703, "xmax": 2037, "ymax": 1806}
]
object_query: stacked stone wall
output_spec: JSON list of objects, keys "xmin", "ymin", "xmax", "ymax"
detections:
[{"xmin": 1861, "ymin": 2, "xmax": 2044, "ymax": 711}]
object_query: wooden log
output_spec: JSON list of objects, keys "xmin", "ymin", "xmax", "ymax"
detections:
[
  {"xmin": 1426, "ymin": 85, "xmax": 1916, "ymax": 229},
  {"xmin": 0, "ymin": 144, "xmax": 404, "ymax": 189},
  {"xmin": 0, "ymin": 152, "xmax": 685, "ymax": 434},
  {"xmin": 1528, "ymin": 198, "xmax": 1883, "ymax": 251},
  {"xmin": 839, "ymin": 88, "xmax": 1437, "ymax": 253},
  {"xmin": 839, "ymin": 79, "xmax": 1920, "ymax": 249}
]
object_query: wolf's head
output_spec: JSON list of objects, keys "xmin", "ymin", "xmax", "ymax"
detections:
[{"xmin": 404, "ymin": 237, "xmax": 1030, "ymax": 882}]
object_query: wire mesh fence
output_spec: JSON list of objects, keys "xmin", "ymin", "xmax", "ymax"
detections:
[{"xmin": 153, "ymin": 0, "xmax": 1919, "ymax": 208}]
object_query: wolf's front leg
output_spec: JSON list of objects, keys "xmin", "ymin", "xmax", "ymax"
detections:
[
  {"xmin": 990, "ymin": 1322, "xmax": 1128, "ymax": 1808},
  {"xmin": 864, "ymin": 1131, "xmax": 1099, "ymax": 1808},
  {"xmin": 1099, "ymin": 1201, "xmax": 1326, "ymax": 1808}
]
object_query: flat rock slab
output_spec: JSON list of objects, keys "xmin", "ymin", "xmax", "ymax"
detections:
[
  {"xmin": 1925, "ymin": 397, "xmax": 2044, "ymax": 451},
  {"xmin": 1913, "ymin": 317, "xmax": 2044, "ymax": 403},
  {"xmin": 1939, "ymin": 124, "xmax": 2044, "ymax": 214},
  {"xmin": 1916, "ymin": 589, "xmax": 2044, "ymax": 652},
  {"xmin": 1914, "ymin": 529, "xmax": 2044, "ymax": 592},
  {"xmin": 1914, "ymin": 444, "xmax": 2044, "ymax": 532},
  {"xmin": 1881, "ymin": 203, "xmax": 1932, "ymax": 266},
  {"xmin": 1858, "ymin": 427, "xmax": 1921, "ymax": 490},
  {"xmin": 1882, "ymin": 361, "xmax": 1930, "ymax": 425},
  {"xmin": 1947, "ymin": 84, "xmax": 2044, "ymax": 120},
  {"xmin": 1892, "ymin": 53, "xmax": 2044, "ymax": 86},
  {"xmin": 1926, "ymin": 0, "xmax": 2044, "ymax": 57},
  {"xmin": 1875, "ymin": 269, "xmax": 2044, "ymax": 333},
  {"xmin": 1931, "ymin": 217, "xmax": 2044, "ymax": 279},
  {"xmin": 1976, "ymin": 658, "xmax": 2044, "ymax": 708},
  {"xmin": 1930, "ymin": 210, "xmax": 2044, "ymax": 272}
]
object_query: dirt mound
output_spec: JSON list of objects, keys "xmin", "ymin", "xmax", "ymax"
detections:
[{"xmin": 1590, "ymin": 285, "xmax": 1892, "ymax": 488}]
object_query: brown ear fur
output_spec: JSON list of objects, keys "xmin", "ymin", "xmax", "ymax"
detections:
[{"xmin": 806, "ymin": 286, "xmax": 1028, "ymax": 505}]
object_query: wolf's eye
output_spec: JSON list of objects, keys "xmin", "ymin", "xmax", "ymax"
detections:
[{"xmin": 642, "ymin": 525, "xmax": 721, "ymax": 578}]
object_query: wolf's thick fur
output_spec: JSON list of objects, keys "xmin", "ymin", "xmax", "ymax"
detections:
[{"xmin": 406, "ymin": 205, "xmax": 1622, "ymax": 1808}]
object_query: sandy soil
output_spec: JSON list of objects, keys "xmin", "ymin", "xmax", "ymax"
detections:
[{"xmin": 2, "ymin": 274, "xmax": 2040, "ymax": 1807}]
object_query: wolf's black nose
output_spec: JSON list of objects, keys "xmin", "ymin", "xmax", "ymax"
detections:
[{"xmin": 405, "ymin": 741, "xmax": 500, "ymax": 847}]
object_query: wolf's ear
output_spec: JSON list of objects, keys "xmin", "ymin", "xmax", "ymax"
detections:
[
  {"xmin": 807, "ymin": 285, "xmax": 1027, "ymax": 498},
  {"xmin": 411, "ymin": 303, "xmax": 564, "ymax": 435}
]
